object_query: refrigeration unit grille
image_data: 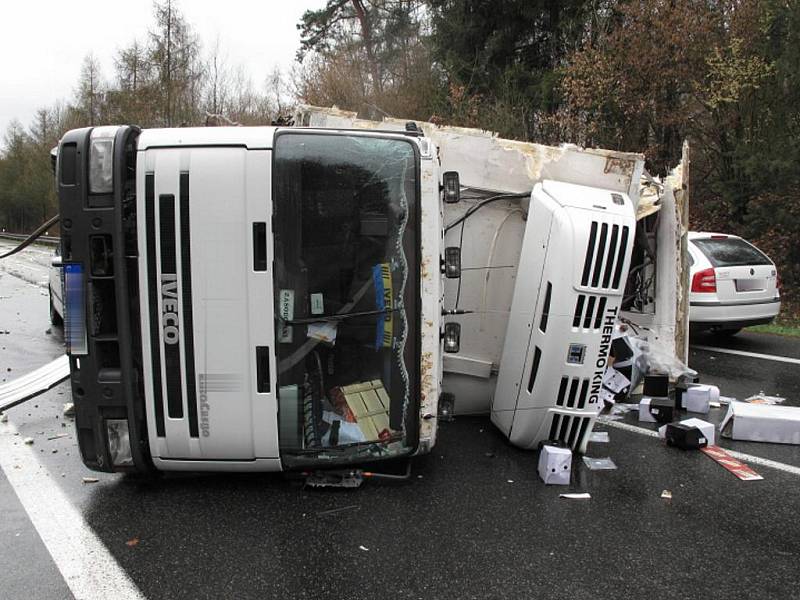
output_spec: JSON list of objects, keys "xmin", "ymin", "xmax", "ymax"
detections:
[
  {"xmin": 555, "ymin": 376, "xmax": 590, "ymax": 409},
  {"xmin": 580, "ymin": 221, "xmax": 630, "ymax": 291},
  {"xmin": 547, "ymin": 412, "xmax": 592, "ymax": 451},
  {"xmin": 572, "ymin": 294, "xmax": 608, "ymax": 330}
]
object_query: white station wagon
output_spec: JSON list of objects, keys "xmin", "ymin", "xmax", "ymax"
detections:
[{"xmin": 688, "ymin": 232, "xmax": 781, "ymax": 335}]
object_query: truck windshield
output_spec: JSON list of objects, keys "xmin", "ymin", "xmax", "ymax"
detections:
[{"xmin": 272, "ymin": 132, "xmax": 419, "ymax": 467}]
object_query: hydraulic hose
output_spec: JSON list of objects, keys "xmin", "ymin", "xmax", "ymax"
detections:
[{"xmin": 0, "ymin": 215, "xmax": 60, "ymax": 260}]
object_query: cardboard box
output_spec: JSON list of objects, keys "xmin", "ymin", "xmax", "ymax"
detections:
[
  {"xmin": 681, "ymin": 417, "xmax": 716, "ymax": 445},
  {"xmin": 335, "ymin": 380, "xmax": 392, "ymax": 442},
  {"xmin": 643, "ymin": 374, "xmax": 669, "ymax": 398},
  {"xmin": 639, "ymin": 397, "xmax": 673, "ymax": 423},
  {"xmin": 665, "ymin": 423, "xmax": 709, "ymax": 450},
  {"xmin": 538, "ymin": 445, "xmax": 571, "ymax": 485},
  {"xmin": 639, "ymin": 397, "xmax": 657, "ymax": 423},
  {"xmin": 720, "ymin": 401, "xmax": 800, "ymax": 445},
  {"xmin": 681, "ymin": 384, "xmax": 719, "ymax": 413}
]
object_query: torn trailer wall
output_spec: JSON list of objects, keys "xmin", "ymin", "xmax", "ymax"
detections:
[{"xmin": 294, "ymin": 106, "xmax": 689, "ymax": 420}]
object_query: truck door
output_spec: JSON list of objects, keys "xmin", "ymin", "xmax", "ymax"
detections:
[{"xmin": 138, "ymin": 145, "xmax": 279, "ymax": 467}]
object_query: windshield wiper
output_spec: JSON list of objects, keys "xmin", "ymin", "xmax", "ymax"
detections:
[{"xmin": 283, "ymin": 307, "xmax": 401, "ymax": 325}]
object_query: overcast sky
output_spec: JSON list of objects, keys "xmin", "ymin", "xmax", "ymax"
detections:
[{"xmin": 0, "ymin": 0, "xmax": 322, "ymax": 143}]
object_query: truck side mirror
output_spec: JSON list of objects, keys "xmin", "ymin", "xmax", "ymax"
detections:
[
  {"xmin": 442, "ymin": 171, "xmax": 460, "ymax": 204},
  {"xmin": 443, "ymin": 322, "xmax": 461, "ymax": 353},
  {"xmin": 443, "ymin": 247, "xmax": 461, "ymax": 278},
  {"xmin": 50, "ymin": 146, "xmax": 58, "ymax": 177}
]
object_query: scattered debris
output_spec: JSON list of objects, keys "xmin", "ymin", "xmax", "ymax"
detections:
[
  {"xmin": 0, "ymin": 356, "xmax": 70, "ymax": 412},
  {"xmin": 63, "ymin": 402, "xmax": 75, "ymax": 417},
  {"xmin": 126, "ymin": 538, "xmax": 139, "ymax": 547},
  {"xmin": 358, "ymin": 545, "xmax": 369, "ymax": 552},
  {"xmin": 316, "ymin": 505, "xmax": 360, "ymax": 517},
  {"xmin": 681, "ymin": 384, "xmax": 719, "ymax": 414},
  {"xmin": 582, "ymin": 457, "xmax": 617, "ymax": 471},
  {"xmin": 701, "ymin": 445, "xmax": 763, "ymax": 481},
  {"xmin": 639, "ymin": 397, "xmax": 673, "ymax": 423},
  {"xmin": 743, "ymin": 392, "xmax": 786, "ymax": 405},
  {"xmin": 559, "ymin": 493, "xmax": 591, "ymax": 500},
  {"xmin": 304, "ymin": 470, "xmax": 364, "ymax": 489},
  {"xmin": 538, "ymin": 444, "xmax": 571, "ymax": 485},
  {"xmin": 663, "ymin": 423, "xmax": 708, "ymax": 450},
  {"xmin": 82, "ymin": 477, "xmax": 99, "ymax": 484},
  {"xmin": 721, "ymin": 401, "xmax": 800, "ymax": 445},
  {"xmin": 661, "ymin": 490, "xmax": 672, "ymax": 500},
  {"xmin": 47, "ymin": 433, "xmax": 70, "ymax": 441},
  {"xmin": 589, "ymin": 431, "xmax": 610, "ymax": 443},
  {"xmin": 643, "ymin": 374, "xmax": 669, "ymax": 397},
  {"xmin": 23, "ymin": 437, "xmax": 34, "ymax": 445},
  {"xmin": 658, "ymin": 418, "xmax": 715, "ymax": 446},
  {"xmin": 603, "ymin": 367, "xmax": 631, "ymax": 395}
]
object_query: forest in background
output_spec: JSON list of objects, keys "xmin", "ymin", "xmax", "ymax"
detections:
[{"xmin": 1, "ymin": 0, "xmax": 798, "ymax": 319}]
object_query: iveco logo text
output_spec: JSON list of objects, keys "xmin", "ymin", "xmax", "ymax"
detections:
[
  {"xmin": 588, "ymin": 305, "xmax": 619, "ymax": 404},
  {"xmin": 161, "ymin": 274, "xmax": 180, "ymax": 344}
]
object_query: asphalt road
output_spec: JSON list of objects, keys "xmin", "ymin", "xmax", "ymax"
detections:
[{"xmin": 2, "ymin": 243, "xmax": 800, "ymax": 600}]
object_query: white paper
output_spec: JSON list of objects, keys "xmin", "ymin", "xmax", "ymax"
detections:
[
  {"xmin": 603, "ymin": 368, "xmax": 631, "ymax": 393},
  {"xmin": 307, "ymin": 322, "xmax": 338, "ymax": 343},
  {"xmin": 582, "ymin": 456, "xmax": 617, "ymax": 470},
  {"xmin": 589, "ymin": 431, "xmax": 610, "ymax": 443},
  {"xmin": 600, "ymin": 388, "xmax": 617, "ymax": 405},
  {"xmin": 559, "ymin": 493, "xmax": 591, "ymax": 499},
  {"xmin": 278, "ymin": 289, "xmax": 295, "ymax": 343},
  {"xmin": 310, "ymin": 293, "xmax": 325, "ymax": 315}
]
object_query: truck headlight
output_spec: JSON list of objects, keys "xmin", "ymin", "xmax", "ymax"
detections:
[
  {"xmin": 89, "ymin": 126, "xmax": 117, "ymax": 194},
  {"xmin": 106, "ymin": 419, "xmax": 134, "ymax": 467}
]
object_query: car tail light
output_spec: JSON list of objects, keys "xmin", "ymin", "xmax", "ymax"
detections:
[{"xmin": 691, "ymin": 267, "xmax": 716, "ymax": 293}]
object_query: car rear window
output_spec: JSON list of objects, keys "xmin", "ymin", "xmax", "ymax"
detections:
[{"xmin": 691, "ymin": 237, "xmax": 771, "ymax": 267}]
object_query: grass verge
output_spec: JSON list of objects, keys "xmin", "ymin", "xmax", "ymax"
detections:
[{"xmin": 747, "ymin": 323, "xmax": 800, "ymax": 337}]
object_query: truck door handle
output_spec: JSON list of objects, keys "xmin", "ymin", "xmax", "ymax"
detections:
[
  {"xmin": 256, "ymin": 346, "xmax": 270, "ymax": 393},
  {"xmin": 253, "ymin": 222, "xmax": 267, "ymax": 271}
]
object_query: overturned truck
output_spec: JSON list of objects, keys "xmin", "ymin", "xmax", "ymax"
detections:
[{"xmin": 50, "ymin": 106, "xmax": 688, "ymax": 473}]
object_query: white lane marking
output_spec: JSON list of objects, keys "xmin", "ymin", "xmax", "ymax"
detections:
[
  {"xmin": 691, "ymin": 344, "xmax": 800, "ymax": 366},
  {"xmin": 0, "ymin": 421, "xmax": 145, "ymax": 600},
  {"xmin": 599, "ymin": 418, "xmax": 800, "ymax": 477}
]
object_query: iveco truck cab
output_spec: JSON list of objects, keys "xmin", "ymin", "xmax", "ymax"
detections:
[{"xmin": 55, "ymin": 125, "xmax": 445, "ymax": 473}]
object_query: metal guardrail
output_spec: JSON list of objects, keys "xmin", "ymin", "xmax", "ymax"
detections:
[{"xmin": 0, "ymin": 232, "xmax": 60, "ymax": 247}]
